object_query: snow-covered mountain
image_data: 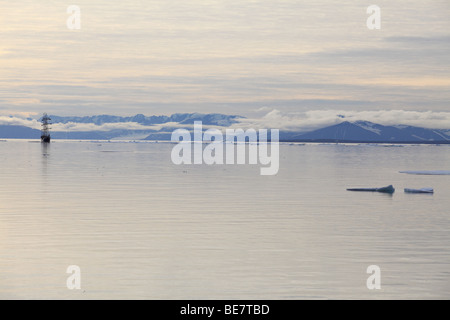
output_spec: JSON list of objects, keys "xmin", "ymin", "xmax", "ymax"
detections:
[
  {"xmin": 286, "ymin": 121, "xmax": 450, "ymax": 142},
  {"xmin": 49, "ymin": 113, "xmax": 242, "ymax": 127}
]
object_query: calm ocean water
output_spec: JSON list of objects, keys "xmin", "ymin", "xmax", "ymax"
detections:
[{"xmin": 0, "ymin": 140, "xmax": 449, "ymax": 299}]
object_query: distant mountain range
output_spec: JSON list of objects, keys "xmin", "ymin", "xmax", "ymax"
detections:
[
  {"xmin": 1, "ymin": 113, "xmax": 450, "ymax": 143},
  {"xmin": 281, "ymin": 121, "xmax": 450, "ymax": 143},
  {"xmin": 0, "ymin": 125, "xmax": 41, "ymax": 139}
]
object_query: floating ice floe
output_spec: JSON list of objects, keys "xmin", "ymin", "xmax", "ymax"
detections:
[
  {"xmin": 399, "ymin": 171, "xmax": 450, "ymax": 175},
  {"xmin": 405, "ymin": 188, "xmax": 434, "ymax": 194},
  {"xmin": 347, "ymin": 185, "xmax": 395, "ymax": 194}
]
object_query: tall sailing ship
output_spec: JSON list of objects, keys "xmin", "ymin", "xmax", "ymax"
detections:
[{"xmin": 41, "ymin": 113, "xmax": 51, "ymax": 143}]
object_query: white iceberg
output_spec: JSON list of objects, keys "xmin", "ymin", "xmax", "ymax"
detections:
[{"xmin": 399, "ymin": 170, "xmax": 450, "ymax": 175}]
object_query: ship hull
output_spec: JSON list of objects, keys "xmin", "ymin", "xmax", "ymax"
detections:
[{"xmin": 41, "ymin": 136, "xmax": 51, "ymax": 143}]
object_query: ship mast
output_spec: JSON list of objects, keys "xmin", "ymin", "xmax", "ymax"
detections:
[{"xmin": 41, "ymin": 113, "xmax": 51, "ymax": 143}]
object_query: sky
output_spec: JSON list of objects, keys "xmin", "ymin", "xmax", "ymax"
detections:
[{"xmin": 1, "ymin": 0, "xmax": 449, "ymax": 130}]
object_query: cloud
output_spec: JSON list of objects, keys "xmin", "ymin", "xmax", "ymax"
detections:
[
  {"xmin": 384, "ymin": 36, "xmax": 450, "ymax": 44},
  {"xmin": 0, "ymin": 116, "xmax": 41, "ymax": 129},
  {"xmin": 2, "ymin": 1, "xmax": 450, "ymax": 117},
  {"xmin": 0, "ymin": 111, "xmax": 39, "ymax": 118}
]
